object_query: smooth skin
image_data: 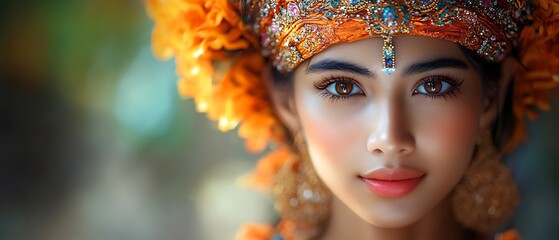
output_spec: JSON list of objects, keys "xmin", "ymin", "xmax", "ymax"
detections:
[{"xmin": 267, "ymin": 35, "xmax": 510, "ymax": 240}]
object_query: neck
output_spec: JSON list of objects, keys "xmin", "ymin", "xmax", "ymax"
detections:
[{"xmin": 320, "ymin": 196, "xmax": 469, "ymax": 240}]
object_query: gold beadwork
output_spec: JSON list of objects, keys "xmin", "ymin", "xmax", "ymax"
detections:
[
  {"xmin": 273, "ymin": 133, "xmax": 331, "ymax": 239},
  {"xmin": 452, "ymin": 130, "xmax": 519, "ymax": 233},
  {"xmin": 382, "ymin": 35, "xmax": 396, "ymax": 73}
]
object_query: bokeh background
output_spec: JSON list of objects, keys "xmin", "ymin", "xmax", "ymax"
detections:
[{"xmin": 0, "ymin": 0, "xmax": 558, "ymax": 240}]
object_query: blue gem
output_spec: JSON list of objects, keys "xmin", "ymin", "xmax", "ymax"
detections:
[
  {"xmin": 329, "ymin": 0, "xmax": 339, "ymax": 8},
  {"xmin": 382, "ymin": 67, "xmax": 395, "ymax": 73},
  {"xmin": 325, "ymin": 11, "xmax": 335, "ymax": 19},
  {"xmin": 385, "ymin": 58, "xmax": 393, "ymax": 68},
  {"xmin": 384, "ymin": 48, "xmax": 393, "ymax": 57},
  {"xmin": 400, "ymin": 6, "xmax": 409, "ymax": 24},
  {"xmin": 349, "ymin": 0, "xmax": 362, "ymax": 6},
  {"xmin": 382, "ymin": 7, "xmax": 398, "ymax": 27},
  {"xmin": 421, "ymin": 0, "xmax": 434, "ymax": 5}
]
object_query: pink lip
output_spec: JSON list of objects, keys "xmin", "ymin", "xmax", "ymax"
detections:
[{"xmin": 360, "ymin": 167, "xmax": 425, "ymax": 198}]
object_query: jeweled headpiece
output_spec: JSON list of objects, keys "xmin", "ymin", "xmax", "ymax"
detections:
[{"xmin": 245, "ymin": 0, "xmax": 530, "ymax": 72}]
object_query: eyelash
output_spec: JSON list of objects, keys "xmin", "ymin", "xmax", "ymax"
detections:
[
  {"xmin": 313, "ymin": 76, "xmax": 364, "ymax": 102},
  {"xmin": 313, "ymin": 75, "xmax": 465, "ymax": 102},
  {"xmin": 413, "ymin": 74, "xmax": 464, "ymax": 101}
]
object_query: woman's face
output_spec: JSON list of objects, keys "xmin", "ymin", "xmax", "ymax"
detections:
[{"xmin": 289, "ymin": 36, "xmax": 489, "ymax": 227}]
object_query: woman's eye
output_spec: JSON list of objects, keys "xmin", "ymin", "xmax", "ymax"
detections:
[
  {"xmin": 414, "ymin": 79, "xmax": 452, "ymax": 95},
  {"xmin": 326, "ymin": 81, "xmax": 363, "ymax": 96}
]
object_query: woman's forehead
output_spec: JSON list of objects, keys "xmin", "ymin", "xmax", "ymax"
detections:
[
  {"xmin": 305, "ymin": 36, "xmax": 469, "ymax": 75},
  {"xmin": 310, "ymin": 36, "xmax": 463, "ymax": 62}
]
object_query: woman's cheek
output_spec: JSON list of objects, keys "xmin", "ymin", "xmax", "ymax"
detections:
[
  {"xmin": 301, "ymin": 108, "xmax": 353, "ymax": 159},
  {"xmin": 297, "ymin": 94, "xmax": 364, "ymax": 159},
  {"xmin": 417, "ymin": 103, "xmax": 480, "ymax": 158}
]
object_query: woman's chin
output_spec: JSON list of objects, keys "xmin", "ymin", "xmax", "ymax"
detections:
[{"xmin": 357, "ymin": 210, "xmax": 423, "ymax": 229}]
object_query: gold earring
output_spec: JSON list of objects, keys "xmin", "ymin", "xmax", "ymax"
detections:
[
  {"xmin": 273, "ymin": 132, "xmax": 331, "ymax": 239},
  {"xmin": 452, "ymin": 130, "xmax": 519, "ymax": 233}
]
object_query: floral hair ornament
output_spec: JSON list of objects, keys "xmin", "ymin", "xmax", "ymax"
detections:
[
  {"xmin": 146, "ymin": 0, "xmax": 559, "ymax": 189},
  {"xmin": 146, "ymin": 0, "xmax": 291, "ymax": 190}
]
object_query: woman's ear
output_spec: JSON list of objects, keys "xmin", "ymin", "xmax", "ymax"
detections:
[
  {"xmin": 262, "ymin": 64, "xmax": 301, "ymax": 134},
  {"xmin": 479, "ymin": 57, "xmax": 516, "ymax": 129}
]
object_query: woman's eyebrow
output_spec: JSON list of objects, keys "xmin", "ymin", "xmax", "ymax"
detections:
[
  {"xmin": 306, "ymin": 59, "xmax": 374, "ymax": 77},
  {"xmin": 404, "ymin": 58, "xmax": 468, "ymax": 76}
]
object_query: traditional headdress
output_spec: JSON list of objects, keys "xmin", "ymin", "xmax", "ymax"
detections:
[
  {"xmin": 250, "ymin": 0, "xmax": 526, "ymax": 72},
  {"xmin": 145, "ymin": 0, "xmax": 558, "ymax": 236}
]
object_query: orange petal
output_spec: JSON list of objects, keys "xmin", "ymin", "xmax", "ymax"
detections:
[
  {"xmin": 495, "ymin": 229, "xmax": 522, "ymax": 240},
  {"xmin": 235, "ymin": 223, "xmax": 274, "ymax": 240}
]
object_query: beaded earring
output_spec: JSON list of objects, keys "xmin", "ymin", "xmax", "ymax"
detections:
[
  {"xmin": 452, "ymin": 130, "xmax": 519, "ymax": 233},
  {"xmin": 273, "ymin": 133, "xmax": 331, "ymax": 239}
]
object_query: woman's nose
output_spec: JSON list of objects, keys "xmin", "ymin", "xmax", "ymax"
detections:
[{"xmin": 366, "ymin": 101, "xmax": 415, "ymax": 157}]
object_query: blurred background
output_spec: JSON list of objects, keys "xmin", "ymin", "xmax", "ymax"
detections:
[{"xmin": 0, "ymin": 0, "xmax": 557, "ymax": 239}]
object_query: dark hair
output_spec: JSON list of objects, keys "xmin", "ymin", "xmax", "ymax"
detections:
[
  {"xmin": 458, "ymin": 45, "xmax": 515, "ymax": 150},
  {"xmin": 271, "ymin": 65, "xmax": 294, "ymax": 86},
  {"xmin": 458, "ymin": 46, "xmax": 501, "ymax": 97},
  {"xmin": 270, "ymin": 45, "xmax": 516, "ymax": 150}
]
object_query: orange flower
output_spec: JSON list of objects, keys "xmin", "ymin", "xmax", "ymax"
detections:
[
  {"xmin": 534, "ymin": 0, "xmax": 559, "ymax": 19},
  {"xmin": 241, "ymin": 146, "xmax": 292, "ymax": 189},
  {"xmin": 146, "ymin": 0, "xmax": 286, "ymax": 161},
  {"xmin": 495, "ymin": 229, "xmax": 521, "ymax": 240},
  {"xmin": 235, "ymin": 223, "xmax": 275, "ymax": 240},
  {"xmin": 504, "ymin": 1, "xmax": 559, "ymax": 153}
]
